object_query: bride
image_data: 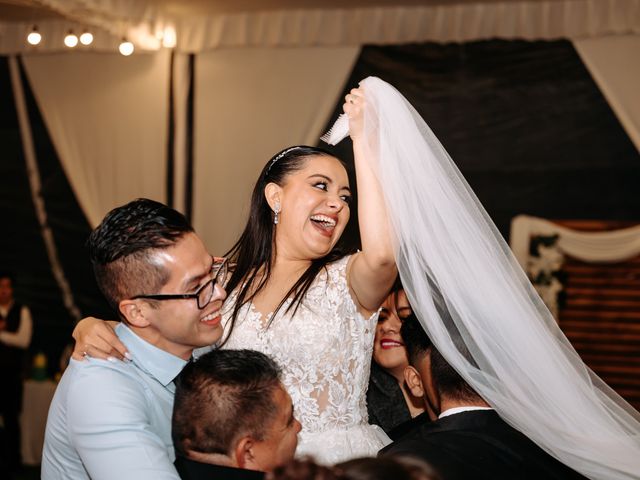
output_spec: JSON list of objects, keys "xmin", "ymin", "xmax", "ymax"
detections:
[{"xmin": 72, "ymin": 88, "xmax": 397, "ymax": 464}]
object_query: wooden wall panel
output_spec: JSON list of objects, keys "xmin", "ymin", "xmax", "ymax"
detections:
[{"xmin": 554, "ymin": 220, "xmax": 640, "ymax": 411}]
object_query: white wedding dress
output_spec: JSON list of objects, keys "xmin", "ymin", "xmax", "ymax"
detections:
[{"xmin": 221, "ymin": 255, "xmax": 391, "ymax": 464}]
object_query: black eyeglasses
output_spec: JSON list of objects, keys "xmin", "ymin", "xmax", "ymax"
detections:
[{"xmin": 131, "ymin": 257, "xmax": 228, "ymax": 310}]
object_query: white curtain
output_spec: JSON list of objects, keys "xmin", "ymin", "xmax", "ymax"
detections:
[
  {"xmin": 510, "ymin": 214, "xmax": 640, "ymax": 268},
  {"xmin": 22, "ymin": 51, "xmax": 170, "ymax": 227},
  {"xmin": 192, "ymin": 46, "xmax": 359, "ymax": 255},
  {"xmin": 573, "ymin": 34, "xmax": 640, "ymax": 151}
]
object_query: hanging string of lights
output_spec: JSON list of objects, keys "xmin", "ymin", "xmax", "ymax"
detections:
[{"xmin": 24, "ymin": 25, "xmax": 146, "ymax": 56}]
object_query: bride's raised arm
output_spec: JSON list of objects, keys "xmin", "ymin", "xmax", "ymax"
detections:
[{"xmin": 343, "ymin": 87, "xmax": 397, "ymax": 314}]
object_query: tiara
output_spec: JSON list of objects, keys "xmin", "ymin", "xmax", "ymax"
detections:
[{"xmin": 264, "ymin": 146, "xmax": 303, "ymax": 177}]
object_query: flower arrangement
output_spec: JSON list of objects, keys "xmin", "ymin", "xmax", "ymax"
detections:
[{"xmin": 527, "ymin": 234, "xmax": 565, "ymax": 319}]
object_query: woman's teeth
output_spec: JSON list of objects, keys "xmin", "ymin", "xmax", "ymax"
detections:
[
  {"xmin": 380, "ymin": 339, "xmax": 403, "ymax": 348},
  {"xmin": 310, "ymin": 214, "xmax": 336, "ymax": 227}
]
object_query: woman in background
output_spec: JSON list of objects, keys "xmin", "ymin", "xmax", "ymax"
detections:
[{"xmin": 367, "ymin": 280, "xmax": 426, "ymax": 438}]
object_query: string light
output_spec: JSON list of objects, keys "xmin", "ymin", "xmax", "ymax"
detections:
[
  {"xmin": 27, "ymin": 26, "xmax": 41, "ymax": 46},
  {"xmin": 64, "ymin": 30, "xmax": 78, "ymax": 48},
  {"xmin": 79, "ymin": 30, "xmax": 94, "ymax": 46},
  {"xmin": 161, "ymin": 26, "xmax": 176, "ymax": 48},
  {"xmin": 118, "ymin": 38, "xmax": 134, "ymax": 56}
]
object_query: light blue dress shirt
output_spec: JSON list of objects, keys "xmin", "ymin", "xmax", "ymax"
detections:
[{"xmin": 42, "ymin": 323, "xmax": 187, "ymax": 480}]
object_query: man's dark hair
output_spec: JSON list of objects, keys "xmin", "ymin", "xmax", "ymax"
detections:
[
  {"xmin": 401, "ymin": 314, "xmax": 481, "ymax": 403},
  {"xmin": 172, "ymin": 349, "xmax": 283, "ymax": 457},
  {"xmin": 401, "ymin": 313, "xmax": 432, "ymax": 367},
  {"xmin": 87, "ymin": 198, "xmax": 193, "ymax": 312}
]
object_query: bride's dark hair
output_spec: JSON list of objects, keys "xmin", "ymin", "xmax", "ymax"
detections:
[{"xmin": 221, "ymin": 145, "xmax": 352, "ymax": 345}]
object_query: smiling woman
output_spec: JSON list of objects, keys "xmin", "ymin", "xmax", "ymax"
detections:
[{"xmin": 367, "ymin": 280, "xmax": 426, "ymax": 438}]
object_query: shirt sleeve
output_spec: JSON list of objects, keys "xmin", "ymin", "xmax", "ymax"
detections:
[
  {"xmin": 0, "ymin": 306, "xmax": 33, "ymax": 348},
  {"xmin": 66, "ymin": 366, "xmax": 181, "ymax": 480}
]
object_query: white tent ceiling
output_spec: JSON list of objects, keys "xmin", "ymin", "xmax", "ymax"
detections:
[
  {"xmin": 0, "ymin": 0, "xmax": 535, "ymax": 20},
  {"xmin": 1, "ymin": 0, "xmax": 639, "ymax": 54}
]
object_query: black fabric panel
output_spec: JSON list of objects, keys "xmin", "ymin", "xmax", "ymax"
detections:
[
  {"xmin": 320, "ymin": 40, "xmax": 640, "ymax": 248},
  {"xmin": 185, "ymin": 53, "xmax": 195, "ymax": 221},
  {"xmin": 0, "ymin": 57, "xmax": 112, "ymax": 376}
]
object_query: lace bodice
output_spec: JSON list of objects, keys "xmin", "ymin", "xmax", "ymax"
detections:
[{"xmin": 221, "ymin": 256, "xmax": 388, "ymax": 461}]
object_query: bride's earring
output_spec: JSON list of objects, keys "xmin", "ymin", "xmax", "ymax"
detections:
[{"xmin": 274, "ymin": 201, "xmax": 281, "ymax": 225}]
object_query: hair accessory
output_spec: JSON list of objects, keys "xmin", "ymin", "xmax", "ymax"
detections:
[
  {"xmin": 265, "ymin": 146, "xmax": 302, "ymax": 177},
  {"xmin": 273, "ymin": 201, "xmax": 281, "ymax": 225}
]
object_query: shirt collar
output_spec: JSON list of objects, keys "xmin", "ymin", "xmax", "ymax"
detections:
[
  {"xmin": 438, "ymin": 406, "xmax": 493, "ymax": 419},
  {"xmin": 116, "ymin": 323, "xmax": 188, "ymax": 387}
]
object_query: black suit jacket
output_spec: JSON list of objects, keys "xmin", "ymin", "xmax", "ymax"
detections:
[
  {"xmin": 381, "ymin": 410, "xmax": 588, "ymax": 480},
  {"xmin": 174, "ymin": 456, "xmax": 265, "ymax": 480}
]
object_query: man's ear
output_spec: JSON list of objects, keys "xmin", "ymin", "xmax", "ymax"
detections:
[
  {"xmin": 404, "ymin": 365, "xmax": 425, "ymax": 399},
  {"xmin": 118, "ymin": 299, "xmax": 150, "ymax": 328},
  {"xmin": 234, "ymin": 436, "xmax": 260, "ymax": 470},
  {"xmin": 264, "ymin": 182, "xmax": 282, "ymax": 212}
]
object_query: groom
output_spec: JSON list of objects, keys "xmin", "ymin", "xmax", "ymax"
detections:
[{"xmin": 42, "ymin": 198, "xmax": 227, "ymax": 479}]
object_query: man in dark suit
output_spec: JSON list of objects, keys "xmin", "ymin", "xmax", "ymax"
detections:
[
  {"xmin": 380, "ymin": 314, "xmax": 588, "ymax": 480},
  {"xmin": 172, "ymin": 349, "xmax": 301, "ymax": 479}
]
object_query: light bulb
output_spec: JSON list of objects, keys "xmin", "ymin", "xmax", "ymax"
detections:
[
  {"xmin": 80, "ymin": 31, "xmax": 93, "ymax": 46},
  {"xmin": 27, "ymin": 27, "xmax": 41, "ymax": 46},
  {"xmin": 161, "ymin": 26, "xmax": 176, "ymax": 48},
  {"xmin": 64, "ymin": 31, "xmax": 78, "ymax": 48},
  {"xmin": 119, "ymin": 39, "xmax": 134, "ymax": 56}
]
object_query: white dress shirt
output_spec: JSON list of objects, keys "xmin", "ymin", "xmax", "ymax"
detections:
[{"xmin": 438, "ymin": 405, "xmax": 493, "ymax": 419}]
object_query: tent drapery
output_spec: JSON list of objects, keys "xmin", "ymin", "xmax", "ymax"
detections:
[
  {"xmin": 1, "ymin": 0, "xmax": 639, "ymax": 54},
  {"xmin": 22, "ymin": 50, "xmax": 171, "ymax": 227},
  {"xmin": 510, "ymin": 215, "xmax": 640, "ymax": 268},
  {"xmin": 574, "ymin": 34, "xmax": 640, "ymax": 151},
  {"xmin": 173, "ymin": 0, "xmax": 640, "ymax": 50}
]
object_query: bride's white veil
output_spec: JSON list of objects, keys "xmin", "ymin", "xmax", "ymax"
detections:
[{"xmin": 322, "ymin": 77, "xmax": 640, "ymax": 479}]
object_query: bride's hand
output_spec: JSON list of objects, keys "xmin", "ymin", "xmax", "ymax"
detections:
[
  {"xmin": 343, "ymin": 87, "xmax": 366, "ymax": 141},
  {"xmin": 71, "ymin": 317, "xmax": 128, "ymax": 361}
]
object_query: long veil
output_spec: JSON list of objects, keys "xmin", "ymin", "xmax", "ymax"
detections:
[{"xmin": 322, "ymin": 77, "xmax": 640, "ymax": 479}]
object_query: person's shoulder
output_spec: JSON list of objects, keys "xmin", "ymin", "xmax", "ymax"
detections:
[
  {"xmin": 381, "ymin": 416, "xmax": 439, "ymax": 452},
  {"xmin": 62, "ymin": 358, "xmax": 155, "ymax": 425},
  {"xmin": 388, "ymin": 410, "xmax": 432, "ymax": 441},
  {"xmin": 65, "ymin": 357, "xmax": 144, "ymax": 400},
  {"xmin": 327, "ymin": 254, "xmax": 351, "ymax": 272},
  {"xmin": 314, "ymin": 254, "xmax": 350, "ymax": 287},
  {"xmin": 381, "ymin": 432, "xmax": 442, "ymax": 459}
]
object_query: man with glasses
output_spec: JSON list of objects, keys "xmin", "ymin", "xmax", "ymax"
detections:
[{"xmin": 42, "ymin": 198, "xmax": 227, "ymax": 480}]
